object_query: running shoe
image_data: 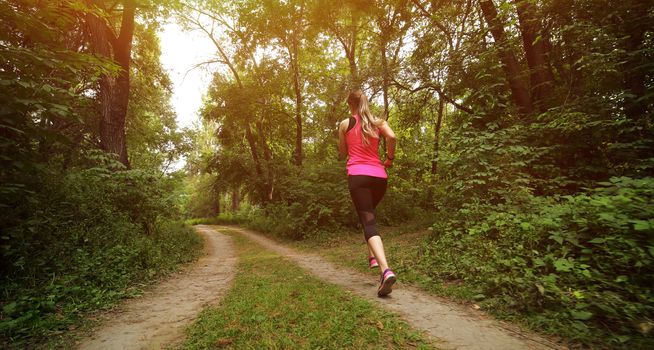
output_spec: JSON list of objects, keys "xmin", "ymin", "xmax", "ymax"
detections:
[
  {"xmin": 368, "ymin": 256, "xmax": 379, "ymax": 269},
  {"xmin": 378, "ymin": 268, "xmax": 396, "ymax": 296}
]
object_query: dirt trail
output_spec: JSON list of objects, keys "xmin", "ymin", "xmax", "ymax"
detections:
[
  {"xmin": 77, "ymin": 226, "xmax": 236, "ymax": 350},
  {"xmin": 223, "ymin": 225, "xmax": 559, "ymax": 350}
]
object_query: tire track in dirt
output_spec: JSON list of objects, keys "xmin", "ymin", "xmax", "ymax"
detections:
[
  {"xmin": 222, "ymin": 225, "xmax": 559, "ymax": 350},
  {"xmin": 76, "ymin": 225, "xmax": 236, "ymax": 350}
]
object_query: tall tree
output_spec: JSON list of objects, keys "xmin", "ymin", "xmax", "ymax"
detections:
[
  {"xmin": 479, "ymin": 0, "xmax": 533, "ymax": 116},
  {"xmin": 85, "ymin": 0, "xmax": 136, "ymax": 166},
  {"xmin": 179, "ymin": 0, "xmax": 277, "ymax": 201},
  {"xmin": 312, "ymin": 0, "xmax": 372, "ymax": 88},
  {"xmin": 259, "ymin": 0, "xmax": 310, "ymax": 166},
  {"xmin": 289, "ymin": 2, "xmax": 306, "ymax": 167},
  {"xmin": 374, "ymin": 0, "xmax": 411, "ymax": 117},
  {"xmin": 512, "ymin": 0, "xmax": 554, "ymax": 111},
  {"xmin": 620, "ymin": 1, "xmax": 651, "ymax": 121}
]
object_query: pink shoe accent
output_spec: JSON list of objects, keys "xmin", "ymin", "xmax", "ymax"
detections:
[
  {"xmin": 378, "ymin": 268, "xmax": 396, "ymax": 296},
  {"xmin": 368, "ymin": 256, "xmax": 379, "ymax": 269}
]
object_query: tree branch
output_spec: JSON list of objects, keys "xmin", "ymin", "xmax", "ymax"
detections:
[
  {"xmin": 392, "ymin": 79, "xmax": 473, "ymax": 114},
  {"xmin": 410, "ymin": 0, "xmax": 454, "ymax": 50}
]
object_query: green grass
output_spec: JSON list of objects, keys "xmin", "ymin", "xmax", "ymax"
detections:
[{"xmin": 178, "ymin": 228, "xmax": 436, "ymax": 350}]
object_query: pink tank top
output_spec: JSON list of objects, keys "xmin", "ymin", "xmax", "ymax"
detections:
[{"xmin": 345, "ymin": 114, "xmax": 387, "ymax": 178}]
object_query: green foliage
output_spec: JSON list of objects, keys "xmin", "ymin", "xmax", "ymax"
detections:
[
  {"xmin": 424, "ymin": 176, "xmax": 654, "ymax": 347},
  {"xmin": 1, "ymin": 1, "xmax": 200, "ymax": 347},
  {"xmin": 268, "ymin": 162, "xmax": 355, "ymax": 239},
  {"xmin": 0, "ymin": 1, "xmax": 115, "ymax": 207},
  {"xmin": 0, "ymin": 153, "xmax": 203, "ymax": 345},
  {"xmin": 186, "ymin": 210, "xmax": 251, "ymax": 226},
  {"xmin": 207, "ymin": 160, "xmax": 422, "ymax": 241},
  {"xmin": 183, "ymin": 0, "xmax": 653, "ymax": 347}
]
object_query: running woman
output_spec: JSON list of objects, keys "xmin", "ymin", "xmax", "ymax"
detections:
[{"xmin": 338, "ymin": 89, "xmax": 397, "ymax": 297}]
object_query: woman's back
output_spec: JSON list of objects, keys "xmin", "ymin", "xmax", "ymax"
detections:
[{"xmin": 345, "ymin": 114, "xmax": 387, "ymax": 178}]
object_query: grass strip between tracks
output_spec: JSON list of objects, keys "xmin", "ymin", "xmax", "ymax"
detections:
[{"xmin": 178, "ymin": 227, "xmax": 435, "ymax": 350}]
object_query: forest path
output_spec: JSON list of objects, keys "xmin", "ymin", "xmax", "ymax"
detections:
[
  {"xmin": 76, "ymin": 225, "xmax": 236, "ymax": 350},
  {"xmin": 223, "ymin": 225, "xmax": 559, "ymax": 350}
]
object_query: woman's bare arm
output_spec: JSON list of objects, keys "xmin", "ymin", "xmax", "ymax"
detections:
[
  {"xmin": 338, "ymin": 119, "xmax": 349, "ymax": 160},
  {"xmin": 378, "ymin": 121, "xmax": 396, "ymax": 161}
]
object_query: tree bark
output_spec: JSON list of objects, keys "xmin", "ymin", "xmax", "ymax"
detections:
[
  {"xmin": 85, "ymin": 0, "xmax": 134, "ymax": 167},
  {"xmin": 479, "ymin": 0, "xmax": 533, "ymax": 116},
  {"xmin": 257, "ymin": 120, "xmax": 274, "ymax": 201},
  {"xmin": 289, "ymin": 31, "xmax": 303, "ymax": 166},
  {"xmin": 231, "ymin": 187, "xmax": 240, "ymax": 212},
  {"xmin": 380, "ymin": 35, "xmax": 390, "ymax": 117},
  {"xmin": 211, "ymin": 182, "xmax": 220, "ymax": 216},
  {"xmin": 622, "ymin": 2, "xmax": 649, "ymax": 121},
  {"xmin": 513, "ymin": 0, "xmax": 554, "ymax": 112},
  {"xmin": 431, "ymin": 97, "xmax": 444, "ymax": 174}
]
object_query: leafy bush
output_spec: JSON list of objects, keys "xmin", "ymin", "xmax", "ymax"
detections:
[
  {"xmin": 187, "ymin": 214, "xmax": 241, "ymax": 226},
  {"xmin": 426, "ymin": 176, "xmax": 654, "ymax": 347},
  {"xmin": 235, "ymin": 162, "xmax": 356, "ymax": 240},
  {"xmin": 0, "ymin": 154, "xmax": 203, "ymax": 345}
]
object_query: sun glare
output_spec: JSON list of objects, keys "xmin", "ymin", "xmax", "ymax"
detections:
[{"xmin": 158, "ymin": 22, "xmax": 216, "ymax": 129}]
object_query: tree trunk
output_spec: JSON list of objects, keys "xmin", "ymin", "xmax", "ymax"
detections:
[
  {"xmin": 243, "ymin": 122, "xmax": 264, "ymax": 180},
  {"xmin": 231, "ymin": 187, "xmax": 240, "ymax": 212},
  {"xmin": 513, "ymin": 0, "xmax": 554, "ymax": 112},
  {"xmin": 256, "ymin": 120, "xmax": 274, "ymax": 202},
  {"xmin": 211, "ymin": 188, "xmax": 220, "ymax": 216},
  {"xmin": 622, "ymin": 2, "xmax": 649, "ymax": 121},
  {"xmin": 381, "ymin": 37, "xmax": 390, "ymax": 117},
  {"xmin": 290, "ymin": 36, "xmax": 303, "ymax": 166},
  {"xmin": 378, "ymin": 20, "xmax": 391, "ymax": 154},
  {"xmin": 85, "ymin": 0, "xmax": 134, "ymax": 167},
  {"xmin": 479, "ymin": 0, "xmax": 533, "ymax": 116},
  {"xmin": 347, "ymin": 14, "xmax": 360, "ymax": 87},
  {"xmin": 85, "ymin": 1, "xmax": 134, "ymax": 167},
  {"xmin": 431, "ymin": 97, "xmax": 444, "ymax": 174}
]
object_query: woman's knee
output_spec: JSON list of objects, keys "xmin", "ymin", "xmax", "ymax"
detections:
[{"xmin": 363, "ymin": 225, "xmax": 380, "ymax": 241}]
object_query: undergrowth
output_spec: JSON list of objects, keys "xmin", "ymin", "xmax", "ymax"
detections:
[{"xmin": 1, "ymin": 157, "xmax": 204, "ymax": 348}]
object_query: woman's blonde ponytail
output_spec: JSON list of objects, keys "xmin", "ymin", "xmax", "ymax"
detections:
[{"xmin": 347, "ymin": 90, "xmax": 383, "ymax": 145}]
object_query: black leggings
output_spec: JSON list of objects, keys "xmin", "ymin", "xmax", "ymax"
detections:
[{"xmin": 348, "ymin": 175, "xmax": 387, "ymax": 241}]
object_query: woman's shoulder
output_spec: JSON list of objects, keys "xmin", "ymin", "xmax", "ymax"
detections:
[
  {"xmin": 339, "ymin": 118, "xmax": 350, "ymax": 128},
  {"xmin": 338, "ymin": 118, "xmax": 350, "ymax": 133},
  {"xmin": 373, "ymin": 118, "xmax": 387, "ymax": 127}
]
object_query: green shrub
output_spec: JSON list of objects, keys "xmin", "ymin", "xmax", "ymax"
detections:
[
  {"xmin": 0, "ymin": 156, "xmax": 203, "ymax": 345},
  {"xmin": 186, "ymin": 210, "xmax": 251, "ymax": 226},
  {"xmin": 228, "ymin": 161, "xmax": 422, "ymax": 240},
  {"xmin": 426, "ymin": 176, "xmax": 654, "ymax": 347}
]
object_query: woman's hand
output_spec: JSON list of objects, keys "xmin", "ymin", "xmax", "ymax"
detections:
[{"xmin": 384, "ymin": 159, "xmax": 393, "ymax": 168}]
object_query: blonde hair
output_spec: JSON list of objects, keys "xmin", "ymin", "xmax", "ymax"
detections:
[{"xmin": 347, "ymin": 90, "xmax": 383, "ymax": 145}]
